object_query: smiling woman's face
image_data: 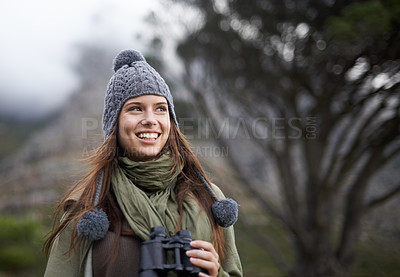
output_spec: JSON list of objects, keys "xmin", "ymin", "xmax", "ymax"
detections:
[{"xmin": 117, "ymin": 95, "xmax": 171, "ymax": 161}]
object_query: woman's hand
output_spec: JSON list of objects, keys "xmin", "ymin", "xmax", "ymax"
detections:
[{"xmin": 186, "ymin": 240, "xmax": 220, "ymax": 277}]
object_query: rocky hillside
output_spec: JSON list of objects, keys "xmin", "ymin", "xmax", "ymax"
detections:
[{"xmin": 0, "ymin": 46, "xmax": 113, "ymax": 216}]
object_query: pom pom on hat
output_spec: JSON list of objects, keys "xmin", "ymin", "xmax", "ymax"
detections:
[
  {"xmin": 195, "ymin": 168, "xmax": 239, "ymax": 227},
  {"xmin": 77, "ymin": 208, "xmax": 109, "ymax": 241},
  {"xmin": 113, "ymin": 49, "xmax": 146, "ymax": 72},
  {"xmin": 77, "ymin": 171, "xmax": 109, "ymax": 241},
  {"xmin": 212, "ymin": 198, "xmax": 239, "ymax": 227}
]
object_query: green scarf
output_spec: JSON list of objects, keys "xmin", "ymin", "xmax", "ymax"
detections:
[{"xmin": 112, "ymin": 154, "xmax": 212, "ymax": 242}]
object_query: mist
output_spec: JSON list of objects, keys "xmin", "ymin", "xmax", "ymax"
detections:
[{"xmin": 0, "ymin": 0, "xmax": 160, "ymax": 119}]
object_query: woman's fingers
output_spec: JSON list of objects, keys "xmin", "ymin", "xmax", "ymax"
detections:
[
  {"xmin": 190, "ymin": 240, "xmax": 219, "ymax": 259},
  {"xmin": 186, "ymin": 249, "xmax": 215, "ymax": 263},
  {"xmin": 188, "ymin": 257, "xmax": 216, "ymax": 275},
  {"xmin": 186, "ymin": 240, "xmax": 220, "ymax": 277}
]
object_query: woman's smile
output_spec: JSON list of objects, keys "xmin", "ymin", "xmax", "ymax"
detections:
[{"xmin": 136, "ymin": 132, "xmax": 160, "ymax": 141}]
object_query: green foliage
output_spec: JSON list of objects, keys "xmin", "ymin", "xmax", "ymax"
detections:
[
  {"xmin": 0, "ymin": 216, "xmax": 47, "ymax": 275},
  {"xmin": 0, "ymin": 216, "xmax": 40, "ymax": 242},
  {"xmin": 0, "ymin": 246, "xmax": 37, "ymax": 270},
  {"xmin": 325, "ymin": 0, "xmax": 392, "ymax": 45},
  {"xmin": 235, "ymin": 220, "xmax": 283, "ymax": 276},
  {"xmin": 235, "ymin": 213, "xmax": 400, "ymax": 277},
  {"xmin": 353, "ymin": 239, "xmax": 400, "ymax": 276},
  {"xmin": 383, "ymin": 0, "xmax": 400, "ymax": 19}
]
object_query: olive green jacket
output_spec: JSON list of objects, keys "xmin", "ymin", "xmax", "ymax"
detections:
[{"xmin": 44, "ymin": 185, "xmax": 243, "ymax": 277}]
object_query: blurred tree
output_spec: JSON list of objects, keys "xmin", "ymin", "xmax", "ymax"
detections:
[
  {"xmin": 0, "ymin": 216, "xmax": 46, "ymax": 275},
  {"xmin": 172, "ymin": 0, "xmax": 400, "ymax": 276}
]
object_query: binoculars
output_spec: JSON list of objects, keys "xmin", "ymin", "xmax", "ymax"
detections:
[{"xmin": 140, "ymin": 226, "xmax": 205, "ymax": 277}]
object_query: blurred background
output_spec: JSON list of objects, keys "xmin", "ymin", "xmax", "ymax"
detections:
[{"xmin": 0, "ymin": 0, "xmax": 399, "ymax": 276}]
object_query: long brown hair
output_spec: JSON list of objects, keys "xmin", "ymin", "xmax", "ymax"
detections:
[{"xmin": 44, "ymin": 121, "xmax": 226, "ymax": 261}]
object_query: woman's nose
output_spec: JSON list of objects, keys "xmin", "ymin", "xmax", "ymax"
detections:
[{"xmin": 141, "ymin": 111, "xmax": 157, "ymax": 126}]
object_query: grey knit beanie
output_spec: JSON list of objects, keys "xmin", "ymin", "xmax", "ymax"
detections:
[
  {"xmin": 102, "ymin": 49, "xmax": 178, "ymax": 139},
  {"xmin": 77, "ymin": 49, "xmax": 238, "ymax": 241}
]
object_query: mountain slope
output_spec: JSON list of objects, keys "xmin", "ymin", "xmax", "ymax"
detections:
[{"xmin": 0, "ymin": 46, "xmax": 113, "ymax": 215}]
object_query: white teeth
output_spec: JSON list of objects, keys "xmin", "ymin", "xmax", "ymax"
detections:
[{"xmin": 138, "ymin": 133, "xmax": 158, "ymax": 140}]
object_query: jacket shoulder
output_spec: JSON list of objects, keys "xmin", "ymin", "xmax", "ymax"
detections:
[
  {"xmin": 63, "ymin": 187, "xmax": 84, "ymax": 212},
  {"xmin": 210, "ymin": 183, "xmax": 226, "ymax": 199}
]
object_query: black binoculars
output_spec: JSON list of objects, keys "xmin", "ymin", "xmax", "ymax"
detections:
[{"xmin": 140, "ymin": 226, "xmax": 205, "ymax": 277}]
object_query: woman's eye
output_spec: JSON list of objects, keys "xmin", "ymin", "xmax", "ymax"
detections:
[
  {"xmin": 129, "ymin": 107, "xmax": 141, "ymax": 111},
  {"xmin": 156, "ymin": 106, "xmax": 167, "ymax": 112}
]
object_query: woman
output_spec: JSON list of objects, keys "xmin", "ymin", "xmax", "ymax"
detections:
[{"xmin": 44, "ymin": 49, "xmax": 242, "ymax": 277}]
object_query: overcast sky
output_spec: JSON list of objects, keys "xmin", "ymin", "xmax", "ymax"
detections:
[{"xmin": 0, "ymin": 0, "xmax": 162, "ymax": 119}]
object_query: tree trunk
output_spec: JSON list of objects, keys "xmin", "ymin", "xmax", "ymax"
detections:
[
  {"xmin": 292, "ymin": 250, "xmax": 346, "ymax": 277},
  {"xmin": 291, "ymin": 201, "xmax": 347, "ymax": 277}
]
